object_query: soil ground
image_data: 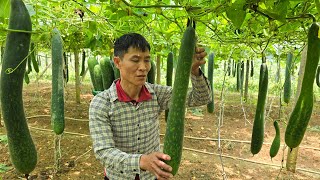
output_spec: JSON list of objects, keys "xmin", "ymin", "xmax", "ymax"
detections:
[{"xmin": 0, "ymin": 82, "xmax": 319, "ymax": 180}]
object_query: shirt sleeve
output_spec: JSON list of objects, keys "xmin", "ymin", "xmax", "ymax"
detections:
[
  {"xmin": 152, "ymin": 84, "xmax": 172, "ymax": 112},
  {"xmin": 89, "ymin": 94, "xmax": 142, "ymax": 175},
  {"xmin": 153, "ymin": 69, "xmax": 212, "ymax": 111},
  {"xmin": 187, "ymin": 70, "xmax": 212, "ymax": 107}
]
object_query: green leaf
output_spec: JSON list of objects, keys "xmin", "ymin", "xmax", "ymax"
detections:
[
  {"xmin": 260, "ymin": 0, "xmax": 289, "ymax": 22},
  {"xmin": 0, "ymin": 135, "xmax": 7, "ymax": 144},
  {"xmin": 109, "ymin": 10, "xmax": 128, "ymax": 20},
  {"xmin": 0, "ymin": 0, "xmax": 10, "ymax": 19},
  {"xmin": 226, "ymin": 0, "xmax": 247, "ymax": 28},
  {"xmin": 273, "ymin": 0, "xmax": 289, "ymax": 17},
  {"xmin": 26, "ymin": 4, "xmax": 36, "ymax": 16},
  {"xmin": 88, "ymin": 21, "xmax": 97, "ymax": 32},
  {"xmin": 89, "ymin": 4, "xmax": 101, "ymax": 14},
  {"xmin": 316, "ymin": 0, "xmax": 320, "ymax": 14}
]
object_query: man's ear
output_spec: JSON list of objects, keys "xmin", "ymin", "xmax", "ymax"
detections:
[{"xmin": 114, "ymin": 56, "xmax": 121, "ymax": 69}]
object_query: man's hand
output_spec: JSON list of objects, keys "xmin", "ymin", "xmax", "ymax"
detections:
[
  {"xmin": 191, "ymin": 47, "xmax": 207, "ymax": 76},
  {"xmin": 140, "ymin": 152, "xmax": 173, "ymax": 179}
]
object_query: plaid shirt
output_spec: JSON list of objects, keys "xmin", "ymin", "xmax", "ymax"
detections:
[{"xmin": 89, "ymin": 73, "xmax": 212, "ymax": 180}]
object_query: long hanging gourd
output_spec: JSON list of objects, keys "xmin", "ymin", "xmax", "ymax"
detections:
[
  {"xmin": 207, "ymin": 52, "xmax": 214, "ymax": 113},
  {"xmin": 100, "ymin": 57, "xmax": 114, "ymax": 90},
  {"xmin": 147, "ymin": 60, "xmax": 156, "ymax": 84},
  {"xmin": 236, "ymin": 61, "xmax": 241, "ymax": 91},
  {"xmin": 285, "ymin": 22, "xmax": 320, "ymax": 148},
  {"xmin": 283, "ymin": 52, "xmax": 293, "ymax": 104},
  {"xmin": 244, "ymin": 60, "xmax": 250, "ymax": 101},
  {"xmin": 0, "ymin": 0, "xmax": 37, "ymax": 175},
  {"xmin": 250, "ymin": 55, "xmax": 268, "ymax": 155},
  {"xmin": 26, "ymin": 51, "xmax": 32, "ymax": 74},
  {"xmin": 93, "ymin": 64, "xmax": 104, "ymax": 91},
  {"xmin": 269, "ymin": 121, "xmax": 280, "ymax": 159},
  {"xmin": 87, "ymin": 56, "xmax": 99, "ymax": 90},
  {"xmin": 163, "ymin": 19, "xmax": 196, "ymax": 175},
  {"xmin": 80, "ymin": 50, "xmax": 86, "ymax": 76},
  {"xmin": 30, "ymin": 42, "xmax": 39, "ymax": 73},
  {"xmin": 63, "ymin": 52, "xmax": 69, "ymax": 83},
  {"xmin": 165, "ymin": 52, "xmax": 174, "ymax": 121},
  {"xmin": 250, "ymin": 60, "xmax": 254, "ymax": 77},
  {"xmin": 227, "ymin": 59, "xmax": 231, "ymax": 76},
  {"xmin": 240, "ymin": 61, "xmax": 245, "ymax": 95},
  {"xmin": 51, "ymin": 28, "xmax": 65, "ymax": 135},
  {"xmin": 316, "ymin": 65, "xmax": 320, "ymax": 88},
  {"xmin": 232, "ymin": 60, "xmax": 236, "ymax": 77}
]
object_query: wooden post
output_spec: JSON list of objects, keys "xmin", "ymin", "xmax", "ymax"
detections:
[{"xmin": 286, "ymin": 47, "xmax": 307, "ymax": 172}]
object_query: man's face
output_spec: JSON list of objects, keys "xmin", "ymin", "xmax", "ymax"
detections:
[{"xmin": 114, "ymin": 47, "xmax": 151, "ymax": 87}]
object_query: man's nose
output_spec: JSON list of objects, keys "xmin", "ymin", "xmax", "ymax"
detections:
[{"xmin": 138, "ymin": 62, "xmax": 148, "ymax": 71}]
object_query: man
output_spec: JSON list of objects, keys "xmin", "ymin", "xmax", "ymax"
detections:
[{"xmin": 89, "ymin": 33, "xmax": 212, "ymax": 180}]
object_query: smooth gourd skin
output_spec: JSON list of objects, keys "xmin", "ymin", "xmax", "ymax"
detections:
[
  {"xmin": 251, "ymin": 63, "xmax": 268, "ymax": 155},
  {"xmin": 0, "ymin": 0, "xmax": 37, "ymax": 174},
  {"xmin": 283, "ymin": 52, "xmax": 293, "ymax": 104},
  {"xmin": 269, "ymin": 121, "xmax": 280, "ymax": 159},
  {"xmin": 285, "ymin": 23, "xmax": 320, "ymax": 148},
  {"xmin": 51, "ymin": 28, "xmax": 65, "ymax": 135},
  {"xmin": 163, "ymin": 25, "xmax": 196, "ymax": 175}
]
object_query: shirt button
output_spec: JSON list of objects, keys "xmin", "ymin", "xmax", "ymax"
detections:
[
  {"xmin": 137, "ymin": 124, "xmax": 140, "ymax": 127},
  {"xmin": 120, "ymin": 171, "xmax": 124, "ymax": 174},
  {"xmin": 133, "ymin": 169, "xmax": 136, "ymax": 172},
  {"xmin": 138, "ymin": 137, "xmax": 140, "ymax": 140}
]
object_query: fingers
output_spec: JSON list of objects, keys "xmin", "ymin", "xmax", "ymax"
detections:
[
  {"xmin": 195, "ymin": 47, "xmax": 205, "ymax": 53},
  {"xmin": 156, "ymin": 158, "xmax": 172, "ymax": 172},
  {"xmin": 141, "ymin": 152, "xmax": 173, "ymax": 179},
  {"xmin": 154, "ymin": 152, "xmax": 173, "ymax": 173},
  {"xmin": 155, "ymin": 152, "xmax": 171, "ymax": 161},
  {"xmin": 194, "ymin": 47, "xmax": 207, "ymax": 60},
  {"xmin": 153, "ymin": 160, "xmax": 173, "ymax": 179}
]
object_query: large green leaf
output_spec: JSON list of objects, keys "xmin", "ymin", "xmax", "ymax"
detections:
[
  {"xmin": 226, "ymin": 0, "xmax": 247, "ymax": 28},
  {"xmin": 316, "ymin": 0, "xmax": 320, "ymax": 14},
  {"xmin": 0, "ymin": 0, "xmax": 10, "ymax": 19},
  {"xmin": 260, "ymin": 0, "xmax": 289, "ymax": 22}
]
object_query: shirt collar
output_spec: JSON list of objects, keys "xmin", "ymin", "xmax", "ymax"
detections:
[{"xmin": 115, "ymin": 79, "xmax": 152, "ymax": 102}]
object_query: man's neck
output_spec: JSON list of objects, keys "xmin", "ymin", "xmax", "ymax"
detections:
[{"xmin": 119, "ymin": 80, "xmax": 142, "ymax": 101}]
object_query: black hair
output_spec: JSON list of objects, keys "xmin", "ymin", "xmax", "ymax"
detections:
[{"xmin": 114, "ymin": 33, "xmax": 151, "ymax": 58}]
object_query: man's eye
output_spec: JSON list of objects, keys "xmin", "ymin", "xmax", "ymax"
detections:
[
  {"xmin": 131, "ymin": 59, "xmax": 139, "ymax": 62},
  {"xmin": 145, "ymin": 59, "xmax": 150, "ymax": 62}
]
